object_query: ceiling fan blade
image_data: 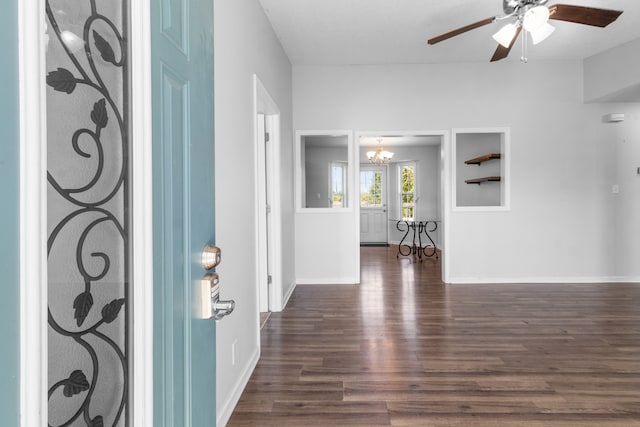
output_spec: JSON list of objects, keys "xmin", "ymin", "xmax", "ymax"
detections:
[
  {"xmin": 490, "ymin": 26, "xmax": 522, "ymax": 62},
  {"xmin": 427, "ymin": 17, "xmax": 495, "ymax": 45},
  {"xmin": 548, "ymin": 4, "xmax": 623, "ymax": 27}
]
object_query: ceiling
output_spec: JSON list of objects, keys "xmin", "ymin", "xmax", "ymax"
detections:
[{"xmin": 258, "ymin": 0, "xmax": 640, "ymax": 65}]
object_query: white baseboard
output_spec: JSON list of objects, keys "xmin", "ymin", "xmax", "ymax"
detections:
[
  {"xmin": 296, "ymin": 277, "xmax": 358, "ymax": 285},
  {"xmin": 280, "ymin": 279, "xmax": 296, "ymax": 311},
  {"xmin": 447, "ymin": 276, "xmax": 640, "ymax": 284},
  {"xmin": 216, "ymin": 347, "xmax": 260, "ymax": 427}
]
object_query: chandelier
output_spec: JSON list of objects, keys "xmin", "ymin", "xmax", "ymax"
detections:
[{"xmin": 367, "ymin": 138, "xmax": 394, "ymax": 164}]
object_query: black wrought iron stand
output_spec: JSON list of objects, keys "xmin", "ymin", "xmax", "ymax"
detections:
[{"xmin": 396, "ymin": 220, "xmax": 439, "ymax": 262}]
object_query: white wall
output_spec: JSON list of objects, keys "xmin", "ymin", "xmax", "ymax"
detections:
[
  {"xmin": 609, "ymin": 103, "xmax": 640, "ymax": 280},
  {"xmin": 584, "ymin": 37, "xmax": 640, "ymax": 103},
  {"xmin": 583, "ymin": 40, "xmax": 640, "ymax": 280},
  {"xmin": 214, "ymin": 0, "xmax": 294, "ymax": 424},
  {"xmin": 295, "ymin": 211, "xmax": 360, "ymax": 283},
  {"xmin": 293, "ymin": 60, "xmax": 639, "ymax": 283},
  {"xmin": 295, "ymin": 131, "xmax": 359, "ymax": 284}
]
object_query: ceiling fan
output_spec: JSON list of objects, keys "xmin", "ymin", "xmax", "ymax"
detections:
[{"xmin": 427, "ymin": 0, "xmax": 623, "ymax": 62}]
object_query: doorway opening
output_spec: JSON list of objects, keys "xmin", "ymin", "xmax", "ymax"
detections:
[
  {"xmin": 254, "ymin": 75, "xmax": 283, "ymax": 326},
  {"xmin": 357, "ymin": 132, "xmax": 447, "ymax": 281}
]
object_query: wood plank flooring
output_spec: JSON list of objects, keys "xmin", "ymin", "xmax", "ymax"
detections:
[{"xmin": 228, "ymin": 246, "xmax": 640, "ymax": 426}]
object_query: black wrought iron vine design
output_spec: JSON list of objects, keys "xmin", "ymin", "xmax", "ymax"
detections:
[{"xmin": 46, "ymin": 1, "xmax": 128, "ymax": 425}]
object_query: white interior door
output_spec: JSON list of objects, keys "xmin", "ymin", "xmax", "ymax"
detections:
[
  {"xmin": 257, "ymin": 114, "xmax": 270, "ymax": 313},
  {"xmin": 254, "ymin": 76, "xmax": 283, "ymax": 312},
  {"xmin": 360, "ymin": 165, "xmax": 388, "ymax": 244}
]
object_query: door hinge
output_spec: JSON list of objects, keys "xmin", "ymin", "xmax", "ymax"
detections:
[
  {"xmin": 267, "ymin": 275, "xmax": 272, "ymax": 285},
  {"xmin": 265, "ymin": 132, "xmax": 270, "ymax": 143},
  {"xmin": 266, "ymin": 204, "xmax": 271, "ymax": 214}
]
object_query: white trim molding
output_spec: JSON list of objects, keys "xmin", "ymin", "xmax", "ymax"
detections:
[
  {"xmin": 130, "ymin": 0, "xmax": 154, "ymax": 424},
  {"xmin": 296, "ymin": 278, "xmax": 359, "ymax": 285},
  {"xmin": 19, "ymin": 0, "xmax": 48, "ymax": 425},
  {"xmin": 216, "ymin": 347, "xmax": 260, "ymax": 427},
  {"xmin": 448, "ymin": 276, "xmax": 640, "ymax": 284},
  {"xmin": 281, "ymin": 280, "xmax": 296, "ymax": 309}
]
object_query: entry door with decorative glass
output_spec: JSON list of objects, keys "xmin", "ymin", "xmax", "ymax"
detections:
[
  {"xmin": 360, "ymin": 165, "xmax": 388, "ymax": 244},
  {"xmin": 45, "ymin": 0, "xmax": 222, "ymax": 425}
]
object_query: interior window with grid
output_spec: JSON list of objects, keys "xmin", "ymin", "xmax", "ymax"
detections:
[
  {"xmin": 399, "ymin": 163, "xmax": 416, "ymax": 220},
  {"xmin": 360, "ymin": 170, "xmax": 383, "ymax": 208}
]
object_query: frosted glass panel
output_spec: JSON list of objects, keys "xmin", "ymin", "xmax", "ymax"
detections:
[{"xmin": 46, "ymin": 0, "xmax": 129, "ymax": 425}]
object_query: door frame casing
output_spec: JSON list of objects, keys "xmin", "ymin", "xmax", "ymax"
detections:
[
  {"xmin": 18, "ymin": 0, "xmax": 154, "ymax": 425},
  {"xmin": 130, "ymin": 0, "xmax": 154, "ymax": 424},
  {"xmin": 19, "ymin": 0, "xmax": 48, "ymax": 424}
]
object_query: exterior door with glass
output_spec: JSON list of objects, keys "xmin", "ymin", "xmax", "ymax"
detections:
[
  {"xmin": 44, "ymin": 0, "xmax": 220, "ymax": 424},
  {"xmin": 360, "ymin": 165, "xmax": 388, "ymax": 244}
]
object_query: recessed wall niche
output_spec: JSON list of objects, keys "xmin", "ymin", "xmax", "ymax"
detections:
[{"xmin": 453, "ymin": 128, "xmax": 510, "ymax": 210}]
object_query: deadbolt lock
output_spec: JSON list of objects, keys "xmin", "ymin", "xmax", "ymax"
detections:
[{"xmin": 201, "ymin": 244, "xmax": 221, "ymax": 270}]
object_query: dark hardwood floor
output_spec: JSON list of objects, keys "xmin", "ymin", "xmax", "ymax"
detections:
[{"xmin": 228, "ymin": 246, "xmax": 640, "ymax": 426}]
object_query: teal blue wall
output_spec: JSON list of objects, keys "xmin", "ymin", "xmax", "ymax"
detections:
[{"xmin": 0, "ymin": 0, "xmax": 21, "ymax": 424}]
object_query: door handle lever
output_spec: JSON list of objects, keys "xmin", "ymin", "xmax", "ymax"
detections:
[
  {"xmin": 194, "ymin": 272, "xmax": 235, "ymax": 320},
  {"xmin": 212, "ymin": 299, "xmax": 235, "ymax": 320},
  {"xmin": 210, "ymin": 273, "xmax": 235, "ymax": 320}
]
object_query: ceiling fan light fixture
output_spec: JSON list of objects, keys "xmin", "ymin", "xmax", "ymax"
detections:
[
  {"xmin": 523, "ymin": 5, "xmax": 550, "ymax": 31},
  {"xmin": 427, "ymin": 1, "xmax": 624, "ymax": 62},
  {"xmin": 492, "ymin": 23, "xmax": 518, "ymax": 48},
  {"xmin": 529, "ymin": 22, "xmax": 555, "ymax": 44}
]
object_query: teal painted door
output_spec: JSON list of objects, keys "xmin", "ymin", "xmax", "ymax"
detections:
[
  {"xmin": 0, "ymin": 0, "xmax": 20, "ymax": 424},
  {"xmin": 151, "ymin": 0, "xmax": 217, "ymax": 424}
]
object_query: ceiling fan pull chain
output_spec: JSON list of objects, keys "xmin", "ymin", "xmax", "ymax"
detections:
[{"xmin": 520, "ymin": 27, "xmax": 528, "ymax": 63}]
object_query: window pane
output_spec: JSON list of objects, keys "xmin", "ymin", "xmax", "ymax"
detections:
[
  {"xmin": 402, "ymin": 194, "xmax": 414, "ymax": 204},
  {"xmin": 360, "ymin": 171, "xmax": 383, "ymax": 207},
  {"xmin": 399, "ymin": 164, "xmax": 416, "ymax": 220},
  {"xmin": 401, "ymin": 166, "xmax": 415, "ymax": 193},
  {"xmin": 331, "ymin": 164, "xmax": 345, "ymax": 208},
  {"xmin": 402, "ymin": 206, "xmax": 414, "ymax": 220}
]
